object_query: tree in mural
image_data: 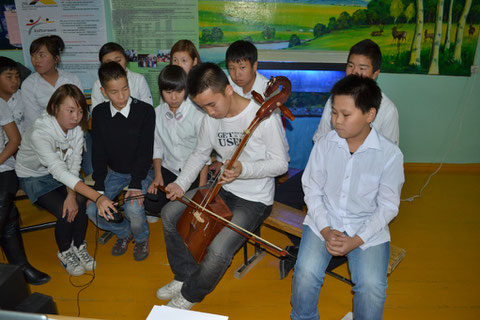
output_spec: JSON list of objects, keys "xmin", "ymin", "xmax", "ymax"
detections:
[
  {"xmin": 453, "ymin": 0, "xmax": 473, "ymax": 62},
  {"xmin": 410, "ymin": 0, "xmax": 424, "ymax": 66},
  {"xmin": 445, "ymin": 0, "xmax": 454, "ymax": 50},
  {"xmin": 313, "ymin": 23, "xmax": 327, "ymax": 38},
  {"xmin": 390, "ymin": 0, "xmax": 405, "ymax": 23},
  {"xmin": 405, "ymin": 3, "xmax": 416, "ymax": 23},
  {"xmin": 288, "ymin": 34, "xmax": 301, "ymax": 47},
  {"xmin": 262, "ymin": 26, "xmax": 276, "ymax": 40},
  {"xmin": 428, "ymin": 0, "xmax": 445, "ymax": 74}
]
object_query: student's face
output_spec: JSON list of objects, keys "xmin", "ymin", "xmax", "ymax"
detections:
[
  {"xmin": 345, "ymin": 54, "xmax": 380, "ymax": 79},
  {"xmin": 101, "ymin": 51, "xmax": 127, "ymax": 70},
  {"xmin": 331, "ymin": 95, "xmax": 375, "ymax": 141},
  {"xmin": 192, "ymin": 86, "xmax": 234, "ymax": 119},
  {"xmin": 55, "ymin": 96, "xmax": 83, "ymax": 133},
  {"xmin": 31, "ymin": 45, "xmax": 58, "ymax": 75},
  {"xmin": 171, "ymin": 51, "xmax": 197, "ymax": 73},
  {"xmin": 227, "ymin": 60, "xmax": 257, "ymax": 91},
  {"xmin": 162, "ymin": 89, "xmax": 185, "ymax": 110},
  {"xmin": 100, "ymin": 77, "xmax": 130, "ymax": 110},
  {"xmin": 0, "ymin": 69, "xmax": 20, "ymax": 98}
]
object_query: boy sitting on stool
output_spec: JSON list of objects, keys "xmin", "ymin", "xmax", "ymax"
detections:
[
  {"xmin": 87, "ymin": 61, "xmax": 155, "ymax": 261},
  {"xmin": 290, "ymin": 75, "xmax": 404, "ymax": 320}
]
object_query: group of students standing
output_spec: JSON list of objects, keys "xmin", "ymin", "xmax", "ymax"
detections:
[{"xmin": 0, "ymin": 34, "xmax": 404, "ymax": 320}]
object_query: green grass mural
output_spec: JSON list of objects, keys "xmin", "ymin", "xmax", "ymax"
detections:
[{"xmin": 199, "ymin": 0, "xmax": 480, "ymax": 76}]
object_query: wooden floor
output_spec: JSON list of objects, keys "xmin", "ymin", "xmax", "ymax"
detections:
[{"xmin": 2, "ymin": 166, "xmax": 480, "ymax": 319}]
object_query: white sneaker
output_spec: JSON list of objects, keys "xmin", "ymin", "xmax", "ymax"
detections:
[
  {"xmin": 156, "ymin": 279, "xmax": 183, "ymax": 300},
  {"xmin": 72, "ymin": 241, "xmax": 96, "ymax": 271},
  {"xmin": 167, "ymin": 293, "xmax": 195, "ymax": 310},
  {"xmin": 146, "ymin": 215, "xmax": 159, "ymax": 223},
  {"xmin": 57, "ymin": 247, "xmax": 85, "ymax": 276}
]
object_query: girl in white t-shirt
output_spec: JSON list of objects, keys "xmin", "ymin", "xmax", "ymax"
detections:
[
  {"xmin": 21, "ymin": 35, "xmax": 83, "ymax": 131},
  {"xmin": 15, "ymin": 84, "xmax": 117, "ymax": 277},
  {"xmin": 0, "ymin": 57, "xmax": 50, "ymax": 285}
]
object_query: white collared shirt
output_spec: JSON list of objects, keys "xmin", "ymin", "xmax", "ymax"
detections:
[
  {"xmin": 228, "ymin": 71, "xmax": 269, "ymax": 99},
  {"xmin": 110, "ymin": 97, "xmax": 132, "ymax": 118},
  {"xmin": 313, "ymin": 92, "xmax": 400, "ymax": 145},
  {"xmin": 21, "ymin": 69, "xmax": 83, "ymax": 131},
  {"xmin": 0, "ymin": 100, "xmax": 16, "ymax": 172},
  {"xmin": 91, "ymin": 68, "xmax": 153, "ymax": 108},
  {"xmin": 302, "ymin": 128, "xmax": 404, "ymax": 249},
  {"xmin": 153, "ymin": 98, "xmax": 205, "ymax": 176}
]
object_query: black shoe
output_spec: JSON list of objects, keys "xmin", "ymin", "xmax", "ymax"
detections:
[
  {"xmin": 21, "ymin": 263, "xmax": 51, "ymax": 285},
  {"xmin": 279, "ymin": 245, "xmax": 299, "ymax": 280}
]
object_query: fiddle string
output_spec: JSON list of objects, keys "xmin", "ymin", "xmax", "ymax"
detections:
[{"xmin": 199, "ymin": 130, "xmax": 247, "ymax": 210}]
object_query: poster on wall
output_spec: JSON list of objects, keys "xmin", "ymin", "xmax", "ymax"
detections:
[
  {"xmin": 111, "ymin": 0, "xmax": 199, "ymax": 104},
  {"xmin": 14, "ymin": 0, "xmax": 107, "ymax": 90},
  {"xmin": 0, "ymin": 0, "xmax": 21, "ymax": 50},
  {"xmin": 199, "ymin": 0, "xmax": 480, "ymax": 76}
]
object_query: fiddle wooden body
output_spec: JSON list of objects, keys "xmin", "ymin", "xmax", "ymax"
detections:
[{"xmin": 176, "ymin": 189, "xmax": 233, "ymax": 263}]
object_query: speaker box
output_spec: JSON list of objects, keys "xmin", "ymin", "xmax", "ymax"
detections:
[
  {"xmin": 15, "ymin": 292, "xmax": 57, "ymax": 315},
  {"xmin": 0, "ymin": 263, "xmax": 30, "ymax": 309}
]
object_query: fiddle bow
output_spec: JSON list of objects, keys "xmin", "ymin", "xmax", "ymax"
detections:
[{"xmin": 162, "ymin": 76, "xmax": 295, "ymax": 263}]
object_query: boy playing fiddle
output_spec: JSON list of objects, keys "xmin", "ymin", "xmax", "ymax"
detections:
[
  {"xmin": 156, "ymin": 62, "xmax": 289, "ymax": 310},
  {"xmin": 290, "ymin": 75, "xmax": 404, "ymax": 320}
]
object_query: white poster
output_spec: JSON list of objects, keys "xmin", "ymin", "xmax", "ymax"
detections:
[{"xmin": 14, "ymin": 0, "xmax": 107, "ymax": 91}]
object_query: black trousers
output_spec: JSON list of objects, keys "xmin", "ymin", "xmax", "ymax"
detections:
[
  {"xmin": 35, "ymin": 186, "xmax": 88, "ymax": 252},
  {"xmin": 0, "ymin": 170, "xmax": 21, "ymax": 250}
]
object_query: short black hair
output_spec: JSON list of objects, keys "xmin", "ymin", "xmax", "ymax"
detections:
[
  {"xmin": 331, "ymin": 74, "xmax": 382, "ymax": 114},
  {"xmin": 0, "ymin": 56, "xmax": 19, "ymax": 75},
  {"xmin": 187, "ymin": 62, "xmax": 229, "ymax": 98},
  {"xmin": 225, "ymin": 40, "xmax": 257, "ymax": 66},
  {"xmin": 98, "ymin": 61, "xmax": 127, "ymax": 88},
  {"xmin": 158, "ymin": 65, "xmax": 188, "ymax": 100},
  {"xmin": 30, "ymin": 35, "xmax": 65, "ymax": 58},
  {"xmin": 99, "ymin": 42, "xmax": 127, "ymax": 62},
  {"xmin": 348, "ymin": 39, "xmax": 382, "ymax": 72}
]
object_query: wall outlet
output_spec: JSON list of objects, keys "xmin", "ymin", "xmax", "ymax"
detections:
[{"xmin": 471, "ymin": 65, "xmax": 479, "ymax": 74}]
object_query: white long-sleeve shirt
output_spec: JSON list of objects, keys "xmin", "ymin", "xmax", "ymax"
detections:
[
  {"xmin": 313, "ymin": 92, "xmax": 399, "ymax": 145},
  {"xmin": 302, "ymin": 128, "xmax": 404, "ymax": 249},
  {"xmin": 21, "ymin": 70, "xmax": 83, "ymax": 131},
  {"xmin": 15, "ymin": 112, "xmax": 83, "ymax": 190},
  {"xmin": 91, "ymin": 68, "xmax": 152, "ymax": 108},
  {"xmin": 228, "ymin": 71, "xmax": 270, "ymax": 99},
  {"xmin": 153, "ymin": 99, "xmax": 205, "ymax": 176},
  {"xmin": 175, "ymin": 99, "xmax": 289, "ymax": 206}
]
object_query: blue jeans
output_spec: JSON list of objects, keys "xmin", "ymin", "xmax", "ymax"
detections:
[
  {"xmin": 291, "ymin": 225, "xmax": 389, "ymax": 320},
  {"xmin": 81, "ymin": 131, "xmax": 93, "ymax": 176},
  {"xmin": 161, "ymin": 187, "xmax": 271, "ymax": 303},
  {"xmin": 86, "ymin": 169, "xmax": 153, "ymax": 243}
]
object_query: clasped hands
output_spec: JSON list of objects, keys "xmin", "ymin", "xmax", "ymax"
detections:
[{"xmin": 320, "ymin": 227, "xmax": 364, "ymax": 256}]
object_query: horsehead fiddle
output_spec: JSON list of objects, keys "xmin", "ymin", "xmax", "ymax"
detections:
[{"xmin": 158, "ymin": 76, "xmax": 295, "ymax": 263}]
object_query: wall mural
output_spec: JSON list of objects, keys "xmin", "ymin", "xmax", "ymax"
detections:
[{"xmin": 199, "ymin": 0, "xmax": 480, "ymax": 76}]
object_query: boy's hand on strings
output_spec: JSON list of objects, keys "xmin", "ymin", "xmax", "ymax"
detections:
[
  {"xmin": 96, "ymin": 195, "xmax": 118, "ymax": 220},
  {"xmin": 148, "ymin": 177, "xmax": 164, "ymax": 194},
  {"xmin": 126, "ymin": 189, "xmax": 144, "ymax": 206},
  {"xmin": 165, "ymin": 182, "xmax": 184, "ymax": 200},
  {"xmin": 209, "ymin": 161, "xmax": 223, "ymax": 177},
  {"xmin": 219, "ymin": 160, "xmax": 242, "ymax": 184}
]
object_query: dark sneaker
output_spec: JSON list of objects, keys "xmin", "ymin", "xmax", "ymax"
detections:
[
  {"xmin": 112, "ymin": 234, "xmax": 133, "ymax": 256},
  {"xmin": 133, "ymin": 239, "xmax": 149, "ymax": 261}
]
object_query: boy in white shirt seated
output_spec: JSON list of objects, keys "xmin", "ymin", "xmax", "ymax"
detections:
[
  {"xmin": 291, "ymin": 75, "xmax": 404, "ymax": 320},
  {"xmin": 156, "ymin": 62, "xmax": 289, "ymax": 310}
]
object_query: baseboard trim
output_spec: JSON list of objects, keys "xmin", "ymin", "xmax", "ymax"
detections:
[{"xmin": 404, "ymin": 163, "xmax": 480, "ymax": 173}]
